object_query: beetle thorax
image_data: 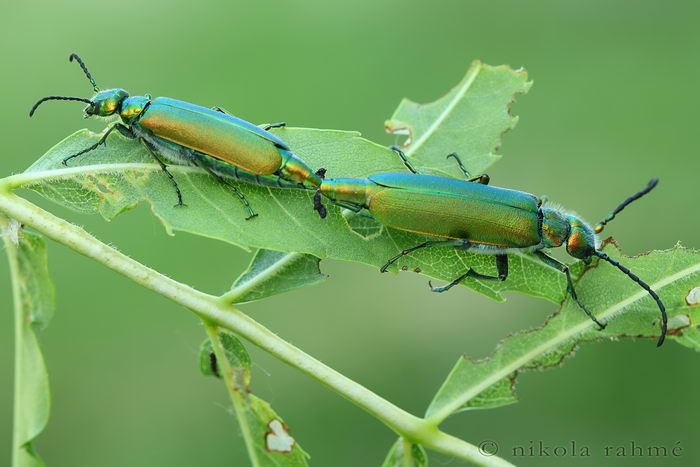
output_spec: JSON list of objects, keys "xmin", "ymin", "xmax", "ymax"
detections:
[
  {"xmin": 119, "ymin": 96, "xmax": 151, "ymax": 124},
  {"xmin": 540, "ymin": 208, "xmax": 570, "ymax": 248}
]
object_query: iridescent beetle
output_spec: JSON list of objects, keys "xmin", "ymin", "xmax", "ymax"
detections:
[
  {"xmin": 315, "ymin": 149, "xmax": 667, "ymax": 346},
  {"xmin": 29, "ymin": 53, "xmax": 324, "ymax": 218}
]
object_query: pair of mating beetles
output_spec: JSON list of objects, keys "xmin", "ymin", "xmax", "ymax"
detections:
[{"xmin": 30, "ymin": 54, "xmax": 667, "ymax": 346}]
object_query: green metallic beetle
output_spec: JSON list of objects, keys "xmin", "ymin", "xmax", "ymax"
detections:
[
  {"xmin": 29, "ymin": 53, "xmax": 323, "ymax": 218},
  {"xmin": 316, "ymin": 151, "xmax": 667, "ymax": 346}
]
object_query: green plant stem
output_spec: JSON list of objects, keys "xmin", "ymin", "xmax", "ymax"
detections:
[
  {"xmin": 2, "ymin": 215, "xmax": 23, "ymax": 467},
  {"xmin": 401, "ymin": 438, "xmax": 414, "ymax": 466},
  {"xmin": 203, "ymin": 323, "xmax": 261, "ymax": 466},
  {"xmin": 0, "ymin": 187, "xmax": 513, "ymax": 467}
]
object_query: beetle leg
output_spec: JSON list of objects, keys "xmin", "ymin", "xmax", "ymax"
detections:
[
  {"xmin": 468, "ymin": 174, "xmax": 490, "ymax": 185},
  {"xmin": 380, "ymin": 239, "xmax": 468, "ymax": 273},
  {"xmin": 534, "ymin": 250, "xmax": 607, "ymax": 329},
  {"xmin": 190, "ymin": 158, "xmax": 258, "ymax": 220},
  {"xmin": 334, "ymin": 201, "xmax": 364, "ymax": 212},
  {"xmin": 262, "ymin": 122, "xmax": 286, "ymax": 131},
  {"xmin": 113, "ymin": 123, "xmax": 136, "ymax": 139},
  {"xmin": 62, "ymin": 123, "xmax": 132, "ymax": 165},
  {"xmin": 389, "ymin": 145, "xmax": 418, "ymax": 174},
  {"xmin": 141, "ymin": 139, "xmax": 186, "ymax": 207},
  {"xmin": 313, "ymin": 168, "xmax": 328, "ymax": 218},
  {"xmin": 429, "ymin": 254, "xmax": 509, "ymax": 292},
  {"xmin": 386, "ymin": 146, "xmax": 490, "ymax": 184},
  {"xmin": 316, "ymin": 198, "xmax": 366, "ymax": 218},
  {"xmin": 446, "ymin": 153, "xmax": 490, "ymax": 185}
]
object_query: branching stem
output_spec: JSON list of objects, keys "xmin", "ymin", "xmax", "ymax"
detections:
[{"xmin": 0, "ymin": 182, "xmax": 513, "ymax": 467}]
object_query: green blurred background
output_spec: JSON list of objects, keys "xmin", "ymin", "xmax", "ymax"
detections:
[{"xmin": 1, "ymin": 1, "xmax": 699, "ymax": 465}]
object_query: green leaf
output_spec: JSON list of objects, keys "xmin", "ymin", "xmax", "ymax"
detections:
[
  {"xmin": 673, "ymin": 287, "xmax": 700, "ymax": 351},
  {"xmin": 203, "ymin": 329, "xmax": 309, "ymax": 466},
  {"xmin": 2, "ymin": 218, "xmax": 55, "ymax": 467},
  {"xmin": 198, "ymin": 338, "xmax": 220, "ymax": 378},
  {"xmin": 674, "ymin": 327, "xmax": 700, "ymax": 352},
  {"xmin": 18, "ymin": 63, "xmax": 554, "ymax": 305},
  {"xmin": 244, "ymin": 397, "xmax": 309, "ymax": 466},
  {"xmin": 382, "ymin": 438, "xmax": 428, "ymax": 467},
  {"xmin": 385, "ymin": 60, "xmax": 531, "ymax": 179},
  {"xmin": 226, "ymin": 249, "xmax": 326, "ymax": 304},
  {"xmin": 198, "ymin": 333, "xmax": 251, "ymax": 384},
  {"xmin": 426, "ymin": 243, "xmax": 700, "ymax": 422}
]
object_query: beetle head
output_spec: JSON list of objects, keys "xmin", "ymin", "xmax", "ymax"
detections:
[
  {"xmin": 565, "ymin": 214, "xmax": 597, "ymax": 259},
  {"xmin": 84, "ymin": 89, "xmax": 130, "ymax": 117},
  {"xmin": 29, "ymin": 53, "xmax": 129, "ymax": 119}
]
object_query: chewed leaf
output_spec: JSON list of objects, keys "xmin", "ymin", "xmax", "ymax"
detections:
[
  {"xmin": 17, "ymin": 64, "xmax": 566, "ymax": 303},
  {"xmin": 2, "ymin": 220, "xmax": 55, "ymax": 467},
  {"xmin": 674, "ymin": 289, "xmax": 700, "ymax": 351},
  {"xmin": 227, "ymin": 249, "xmax": 326, "ymax": 304},
  {"xmin": 205, "ymin": 329, "xmax": 309, "ymax": 465},
  {"xmin": 426, "ymin": 244, "xmax": 700, "ymax": 421},
  {"xmin": 247, "ymin": 396, "xmax": 309, "ymax": 464},
  {"xmin": 385, "ymin": 60, "xmax": 531, "ymax": 178}
]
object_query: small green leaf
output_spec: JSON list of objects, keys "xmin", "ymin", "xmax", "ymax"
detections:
[
  {"xmin": 204, "ymin": 329, "xmax": 309, "ymax": 466},
  {"xmin": 12, "ymin": 225, "xmax": 55, "ymax": 328},
  {"xmin": 385, "ymin": 60, "xmax": 531, "ymax": 178},
  {"xmin": 382, "ymin": 438, "xmax": 428, "ymax": 467},
  {"xmin": 2, "ymin": 218, "xmax": 55, "ymax": 467},
  {"xmin": 226, "ymin": 249, "xmax": 326, "ymax": 304},
  {"xmin": 199, "ymin": 331, "xmax": 252, "ymax": 381},
  {"xmin": 198, "ymin": 338, "xmax": 220, "ymax": 378},
  {"xmin": 426, "ymin": 243, "xmax": 700, "ymax": 421}
]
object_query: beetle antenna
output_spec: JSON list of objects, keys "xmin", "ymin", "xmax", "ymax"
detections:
[
  {"xmin": 594, "ymin": 251, "xmax": 667, "ymax": 347},
  {"xmin": 29, "ymin": 96, "xmax": 93, "ymax": 117},
  {"xmin": 69, "ymin": 53, "xmax": 99, "ymax": 92},
  {"xmin": 595, "ymin": 178, "xmax": 658, "ymax": 233}
]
